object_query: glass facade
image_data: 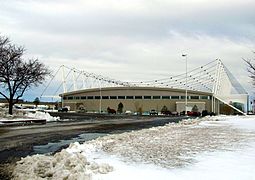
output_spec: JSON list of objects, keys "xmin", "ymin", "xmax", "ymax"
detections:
[
  {"xmin": 201, "ymin": 96, "xmax": 209, "ymax": 99},
  {"xmin": 81, "ymin": 96, "xmax": 86, "ymax": 99},
  {"xmin": 171, "ymin": 96, "xmax": 179, "ymax": 99},
  {"xmin": 87, "ymin": 96, "xmax": 93, "ymax": 99},
  {"xmin": 95, "ymin": 96, "xmax": 100, "ymax": 99},
  {"xmin": 190, "ymin": 96, "xmax": 199, "ymax": 99}
]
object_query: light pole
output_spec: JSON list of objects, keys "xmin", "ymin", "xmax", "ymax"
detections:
[
  {"xmin": 99, "ymin": 79, "xmax": 102, "ymax": 114},
  {"xmin": 182, "ymin": 54, "xmax": 188, "ymax": 116}
]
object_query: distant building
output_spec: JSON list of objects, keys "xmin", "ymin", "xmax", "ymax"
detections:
[
  {"xmin": 53, "ymin": 59, "xmax": 248, "ymax": 115},
  {"xmin": 60, "ymin": 86, "xmax": 243, "ymax": 115}
]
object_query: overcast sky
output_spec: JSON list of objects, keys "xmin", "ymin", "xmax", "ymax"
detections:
[{"xmin": 0, "ymin": 0, "xmax": 255, "ymax": 100}]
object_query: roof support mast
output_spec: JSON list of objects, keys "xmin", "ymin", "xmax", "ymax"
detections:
[
  {"xmin": 211, "ymin": 59, "xmax": 219, "ymax": 113},
  {"xmin": 82, "ymin": 71, "xmax": 86, "ymax": 89},
  {"xmin": 213, "ymin": 59, "xmax": 222, "ymax": 114},
  {"xmin": 61, "ymin": 65, "xmax": 67, "ymax": 93},
  {"xmin": 72, "ymin": 68, "xmax": 77, "ymax": 91}
]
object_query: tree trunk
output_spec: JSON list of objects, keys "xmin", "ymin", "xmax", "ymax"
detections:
[
  {"xmin": 8, "ymin": 97, "xmax": 14, "ymax": 115},
  {"xmin": 8, "ymin": 102, "xmax": 13, "ymax": 115}
]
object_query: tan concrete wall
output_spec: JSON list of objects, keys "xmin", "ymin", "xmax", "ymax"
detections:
[
  {"xmin": 63, "ymin": 99, "xmax": 212, "ymax": 113},
  {"xmin": 61, "ymin": 87, "xmax": 212, "ymax": 113},
  {"xmin": 176, "ymin": 102, "xmax": 205, "ymax": 112}
]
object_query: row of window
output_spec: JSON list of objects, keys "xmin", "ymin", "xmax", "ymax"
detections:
[{"xmin": 63, "ymin": 95, "xmax": 210, "ymax": 100}]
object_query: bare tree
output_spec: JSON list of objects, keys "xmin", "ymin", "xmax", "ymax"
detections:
[
  {"xmin": 0, "ymin": 36, "xmax": 51, "ymax": 114},
  {"xmin": 244, "ymin": 54, "xmax": 255, "ymax": 86}
]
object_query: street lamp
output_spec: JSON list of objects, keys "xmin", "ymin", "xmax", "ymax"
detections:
[
  {"xmin": 182, "ymin": 54, "xmax": 188, "ymax": 116},
  {"xmin": 99, "ymin": 80, "xmax": 102, "ymax": 114}
]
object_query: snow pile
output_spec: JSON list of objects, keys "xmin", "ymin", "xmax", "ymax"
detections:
[
  {"xmin": 0, "ymin": 109, "xmax": 59, "ymax": 122},
  {"xmin": 0, "ymin": 107, "xmax": 7, "ymax": 117},
  {"xmin": 207, "ymin": 115, "xmax": 255, "ymax": 130},
  {"xmin": 82, "ymin": 117, "xmax": 255, "ymax": 168},
  {"xmin": 12, "ymin": 116, "xmax": 255, "ymax": 179},
  {"xmin": 0, "ymin": 112, "xmax": 20, "ymax": 120},
  {"xmin": 26, "ymin": 111, "xmax": 60, "ymax": 122},
  {"xmin": 13, "ymin": 142, "xmax": 113, "ymax": 180}
]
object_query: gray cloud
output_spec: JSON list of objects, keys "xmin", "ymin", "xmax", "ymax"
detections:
[
  {"xmin": 1, "ymin": 0, "xmax": 254, "ymax": 40},
  {"xmin": 0, "ymin": 0, "xmax": 254, "ymax": 100}
]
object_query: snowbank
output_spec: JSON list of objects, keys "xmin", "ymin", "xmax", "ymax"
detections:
[
  {"xmin": 12, "ymin": 116, "xmax": 255, "ymax": 180},
  {"xmin": 80, "ymin": 116, "xmax": 255, "ymax": 169},
  {"xmin": 26, "ymin": 111, "xmax": 60, "ymax": 122},
  {"xmin": 204, "ymin": 115, "xmax": 255, "ymax": 131},
  {"xmin": 13, "ymin": 143, "xmax": 113, "ymax": 180},
  {"xmin": 0, "ymin": 110, "xmax": 59, "ymax": 123}
]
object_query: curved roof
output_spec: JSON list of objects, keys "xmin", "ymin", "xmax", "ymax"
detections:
[{"xmin": 60, "ymin": 86, "xmax": 212, "ymax": 96}]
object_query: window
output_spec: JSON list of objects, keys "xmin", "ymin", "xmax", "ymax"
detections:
[
  {"xmin": 81, "ymin": 96, "xmax": 86, "ymax": 99},
  {"xmin": 181, "ymin": 96, "xmax": 185, "ymax": 99},
  {"xmin": 75, "ymin": 96, "xmax": 80, "ymax": 100},
  {"xmin": 63, "ymin": 97, "xmax": 67, "ymax": 100},
  {"xmin": 144, "ymin": 96, "xmax": 151, "ymax": 99},
  {"xmin": 95, "ymin": 96, "xmax": 101, "ymax": 99},
  {"xmin": 135, "ymin": 96, "xmax": 143, "ymax": 99},
  {"xmin": 171, "ymin": 96, "xmax": 179, "ymax": 99},
  {"xmin": 67, "ymin": 96, "xmax": 73, "ymax": 100},
  {"xmin": 153, "ymin": 96, "xmax": 161, "ymax": 99},
  {"xmin": 181, "ymin": 96, "xmax": 190, "ymax": 99},
  {"xmin": 110, "ymin": 96, "xmax": 117, "ymax": 99},
  {"xmin": 118, "ymin": 96, "xmax": 125, "ymax": 99},
  {"xmin": 102, "ymin": 96, "xmax": 109, "ymax": 99},
  {"xmin": 126, "ymin": 96, "xmax": 134, "ymax": 99},
  {"xmin": 200, "ymin": 96, "xmax": 209, "ymax": 100},
  {"xmin": 87, "ymin": 96, "xmax": 94, "ymax": 99},
  {"xmin": 162, "ymin": 96, "xmax": 170, "ymax": 99},
  {"xmin": 190, "ymin": 96, "xmax": 199, "ymax": 99}
]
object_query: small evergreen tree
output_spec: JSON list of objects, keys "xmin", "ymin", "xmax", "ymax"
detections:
[
  {"xmin": 161, "ymin": 105, "xmax": 168, "ymax": 113},
  {"xmin": 117, "ymin": 102, "xmax": 124, "ymax": 114},
  {"xmin": 192, "ymin": 105, "xmax": 198, "ymax": 112},
  {"xmin": 33, "ymin": 97, "xmax": 40, "ymax": 107}
]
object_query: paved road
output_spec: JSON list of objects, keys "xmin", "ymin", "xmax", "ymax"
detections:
[
  {"xmin": 0, "ymin": 114, "xmax": 188, "ymax": 179},
  {"xmin": 0, "ymin": 115, "xmax": 186, "ymax": 150}
]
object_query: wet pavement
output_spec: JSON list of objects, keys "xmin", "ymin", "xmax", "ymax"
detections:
[{"xmin": 0, "ymin": 114, "xmax": 187, "ymax": 179}]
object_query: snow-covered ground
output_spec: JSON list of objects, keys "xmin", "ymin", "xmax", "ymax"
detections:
[
  {"xmin": 12, "ymin": 116, "xmax": 255, "ymax": 180},
  {"xmin": 0, "ymin": 110, "xmax": 59, "ymax": 123},
  {"xmin": 26, "ymin": 111, "xmax": 60, "ymax": 122}
]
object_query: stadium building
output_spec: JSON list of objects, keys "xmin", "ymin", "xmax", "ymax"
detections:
[
  {"xmin": 51, "ymin": 59, "xmax": 248, "ymax": 115},
  {"xmin": 60, "ymin": 87, "xmax": 214, "ymax": 114}
]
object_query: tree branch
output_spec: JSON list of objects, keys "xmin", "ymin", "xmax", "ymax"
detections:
[{"xmin": 0, "ymin": 91, "xmax": 9, "ymax": 102}]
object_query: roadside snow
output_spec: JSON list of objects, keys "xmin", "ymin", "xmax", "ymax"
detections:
[
  {"xmin": 14, "ymin": 146, "xmax": 113, "ymax": 180},
  {"xmin": 85, "ymin": 117, "xmax": 254, "ymax": 169},
  {"xmin": 12, "ymin": 116, "xmax": 255, "ymax": 180},
  {"xmin": 0, "ymin": 111, "xmax": 59, "ymax": 123},
  {"xmin": 26, "ymin": 111, "xmax": 60, "ymax": 122}
]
